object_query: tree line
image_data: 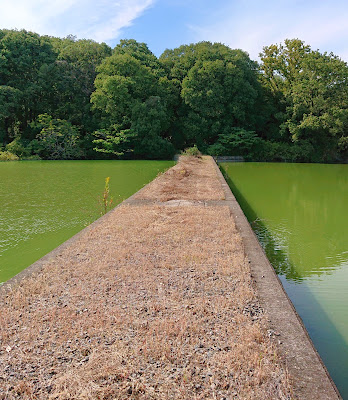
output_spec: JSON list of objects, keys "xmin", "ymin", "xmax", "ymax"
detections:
[{"xmin": 0, "ymin": 30, "xmax": 347, "ymax": 162}]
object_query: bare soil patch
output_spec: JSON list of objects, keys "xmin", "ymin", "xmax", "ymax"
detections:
[{"xmin": 0, "ymin": 158, "xmax": 292, "ymax": 399}]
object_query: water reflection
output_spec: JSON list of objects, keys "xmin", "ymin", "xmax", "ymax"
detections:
[
  {"xmin": 221, "ymin": 162, "xmax": 348, "ymax": 398},
  {"xmin": 221, "ymin": 162, "xmax": 348, "ymax": 280}
]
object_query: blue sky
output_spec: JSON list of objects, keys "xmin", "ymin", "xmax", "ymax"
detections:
[{"xmin": 1, "ymin": 0, "xmax": 347, "ymax": 61}]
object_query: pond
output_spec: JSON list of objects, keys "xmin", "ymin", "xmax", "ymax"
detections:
[
  {"xmin": 0, "ymin": 160, "xmax": 174, "ymax": 283},
  {"xmin": 221, "ymin": 162, "xmax": 348, "ymax": 398}
]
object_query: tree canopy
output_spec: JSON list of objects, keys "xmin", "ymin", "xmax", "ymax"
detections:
[
  {"xmin": 260, "ymin": 39, "xmax": 348, "ymax": 161},
  {"xmin": 0, "ymin": 31, "xmax": 347, "ymax": 162}
]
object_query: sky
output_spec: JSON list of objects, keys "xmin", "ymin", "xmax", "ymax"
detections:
[{"xmin": 0, "ymin": 0, "xmax": 347, "ymax": 61}]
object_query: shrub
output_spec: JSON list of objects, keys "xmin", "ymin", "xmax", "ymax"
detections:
[
  {"xmin": 21, "ymin": 155, "xmax": 42, "ymax": 161},
  {"xmin": 0, "ymin": 151, "xmax": 19, "ymax": 161},
  {"xmin": 5, "ymin": 137, "xmax": 31, "ymax": 158},
  {"xmin": 207, "ymin": 128, "xmax": 261, "ymax": 160},
  {"xmin": 256, "ymin": 140, "xmax": 316, "ymax": 162},
  {"xmin": 181, "ymin": 145, "xmax": 202, "ymax": 157},
  {"xmin": 134, "ymin": 135, "xmax": 176, "ymax": 160}
]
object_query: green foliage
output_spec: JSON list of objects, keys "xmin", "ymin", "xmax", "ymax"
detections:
[
  {"xmin": 91, "ymin": 49, "xmax": 175, "ymax": 159},
  {"xmin": 0, "ymin": 30, "xmax": 347, "ymax": 162},
  {"xmin": 54, "ymin": 38, "xmax": 112, "ymax": 127},
  {"xmin": 5, "ymin": 137, "xmax": 31, "ymax": 157},
  {"xmin": 91, "ymin": 54, "xmax": 158, "ymax": 121},
  {"xmin": 131, "ymin": 96, "xmax": 175, "ymax": 159},
  {"xmin": 160, "ymin": 41, "xmax": 238, "ymax": 82},
  {"xmin": 92, "ymin": 96, "xmax": 175, "ymax": 159},
  {"xmin": 58, "ymin": 39, "xmax": 111, "ymax": 69},
  {"xmin": 113, "ymin": 39, "xmax": 162, "ymax": 73},
  {"xmin": 260, "ymin": 39, "xmax": 348, "ymax": 161},
  {"xmin": 0, "ymin": 29, "xmax": 56, "ymax": 89},
  {"xmin": 93, "ymin": 127, "xmax": 136, "ymax": 157},
  {"xmin": 22, "ymin": 154, "xmax": 41, "ymax": 161},
  {"xmin": 0, "ymin": 29, "xmax": 57, "ymax": 138},
  {"xmin": 0, "ymin": 30, "xmax": 111, "ymax": 156},
  {"xmin": 32, "ymin": 114, "xmax": 83, "ymax": 159},
  {"xmin": 181, "ymin": 145, "xmax": 201, "ymax": 157},
  {"xmin": 0, "ymin": 150, "xmax": 19, "ymax": 161},
  {"xmin": 160, "ymin": 42, "xmax": 261, "ymax": 149},
  {"xmin": 0, "ymin": 85, "xmax": 22, "ymax": 141},
  {"xmin": 256, "ymin": 140, "xmax": 316, "ymax": 162},
  {"xmin": 207, "ymin": 128, "xmax": 261, "ymax": 160}
]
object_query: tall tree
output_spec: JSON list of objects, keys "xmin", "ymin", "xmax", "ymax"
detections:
[
  {"xmin": 113, "ymin": 39, "xmax": 161, "ymax": 73},
  {"xmin": 160, "ymin": 42, "xmax": 261, "ymax": 150},
  {"xmin": 260, "ymin": 39, "xmax": 348, "ymax": 161},
  {"xmin": 0, "ymin": 29, "xmax": 57, "ymax": 140},
  {"xmin": 91, "ymin": 48, "xmax": 174, "ymax": 159},
  {"xmin": 38, "ymin": 37, "xmax": 111, "ymax": 126},
  {"xmin": 0, "ymin": 31, "xmax": 111, "ymax": 157},
  {"xmin": 0, "ymin": 85, "xmax": 22, "ymax": 142}
]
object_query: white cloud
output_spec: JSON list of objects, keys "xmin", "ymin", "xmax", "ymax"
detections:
[
  {"xmin": 86, "ymin": 0, "xmax": 154, "ymax": 42},
  {"xmin": 0, "ymin": 0, "xmax": 155, "ymax": 42},
  {"xmin": 0, "ymin": 0, "xmax": 77, "ymax": 33},
  {"xmin": 189, "ymin": 1, "xmax": 348, "ymax": 61}
]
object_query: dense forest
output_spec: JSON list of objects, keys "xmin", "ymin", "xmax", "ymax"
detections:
[{"xmin": 0, "ymin": 29, "xmax": 347, "ymax": 162}]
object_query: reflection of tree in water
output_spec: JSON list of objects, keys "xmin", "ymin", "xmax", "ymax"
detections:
[
  {"xmin": 251, "ymin": 219, "xmax": 304, "ymax": 282},
  {"xmin": 221, "ymin": 165, "xmax": 348, "ymax": 398},
  {"xmin": 221, "ymin": 167, "xmax": 305, "ymax": 282}
]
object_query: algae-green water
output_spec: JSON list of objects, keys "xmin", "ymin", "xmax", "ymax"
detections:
[
  {"xmin": 221, "ymin": 162, "xmax": 348, "ymax": 398},
  {"xmin": 0, "ymin": 160, "xmax": 174, "ymax": 283}
]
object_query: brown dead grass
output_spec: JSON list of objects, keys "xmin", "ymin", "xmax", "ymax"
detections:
[
  {"xmin": 0, "ymin": 157, "xmax": 293, "ymax": 399},
  {"xmin": 134, "ymin": 156, "xmax": 225, "ymax": 201}
]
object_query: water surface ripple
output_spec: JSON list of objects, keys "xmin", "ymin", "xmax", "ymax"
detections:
[{"xmin": 0, "ymin": 160, "xmax": 173, "ymax": 283}]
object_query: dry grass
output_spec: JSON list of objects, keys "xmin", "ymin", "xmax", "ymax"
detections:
[
  {"xmin": 134, "ymin": 156, "xmax": 225, "ymax": 202},
  {"xmin": 0, "ymin": 157, "xmax": 293, "ymax": 399}
]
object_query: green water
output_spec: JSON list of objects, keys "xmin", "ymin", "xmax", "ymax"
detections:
[
  {"xmin": 0, "ymin": 160, "xmax": 174, "ymax": 283},
  {"xmin": 221, "ymin": 162, "xmax": 348, "ymax": 398}
]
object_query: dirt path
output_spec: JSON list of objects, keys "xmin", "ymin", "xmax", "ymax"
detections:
[{"xmin": 0, "ymin": 157, "xmax": 292, "ymax": 399}]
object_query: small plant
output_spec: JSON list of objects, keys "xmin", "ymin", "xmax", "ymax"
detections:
[
  {"xmin": 100, "ymin": 177, "xmax": 113, "ymax": 215},
  {"xmin": 181, "ymin": 145, "xmax": 202, "ymax": 157}
]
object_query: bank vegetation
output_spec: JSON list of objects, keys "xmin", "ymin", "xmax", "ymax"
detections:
[{"xmin": 0, "ymin": 30, "xmax": 347, "ymax": 163}]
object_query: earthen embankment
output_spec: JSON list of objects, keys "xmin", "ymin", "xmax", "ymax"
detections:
[{"xmin": 0, "ymin": 156, "xmax": 340, "ymax": 399}]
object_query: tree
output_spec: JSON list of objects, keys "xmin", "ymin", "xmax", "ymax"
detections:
[
  {"xmin": 0, "ymin": 85, "xmax": 22, "ymax": 142},
  {"xmin": 92, "ymin": 53, "xmax": 158, "ymax": 122},
  {"xmin": 0, "ymin": 30, "xmax": 57, "ymax": 140},
  {"xmin": 207, "ymin": 128, "xmax": 261, "ymax": 159},
  {"xmin": 160, "ymin": 41, "xmax": 236, "ymax": 82},
  {"xmin": 113, "ymin": 39, "xmax": 161, "ymax": 73},
  {"xmin": 131, "ymin": 96, "xmax": 175, "ymax": 159},
  {"xmin": 32, "ymin": 114, "xmax": 83, "ymax": 159},
  {"xmin": 260, "ymin": 39, "xmax": 311, "ymax": 93},
  {"xmin": 91, "ymin": 48, "xmax": 175, "ymax": 159},
  {"xmin": 0, "ymin": 31, "xmax": 111, "ymax": 157},
  {"xmin": 260, "ymin": 39, "xmax": 348, "ymax": 161},
  {"xmin": 160, "ymin": 42, "xmax": 261, "ymax": 150},
  {"xmin": 45, "ymin": 38, "xmax": 111, "ymax": 130}
]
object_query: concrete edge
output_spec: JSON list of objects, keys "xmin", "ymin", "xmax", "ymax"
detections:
[
  {"xmin": 211, "ymin": 158, "xmax": 341, "ymax": 400},
  {"xmin": 0, "ymin": 163, "xmax": 174, "ymax": 297}
]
